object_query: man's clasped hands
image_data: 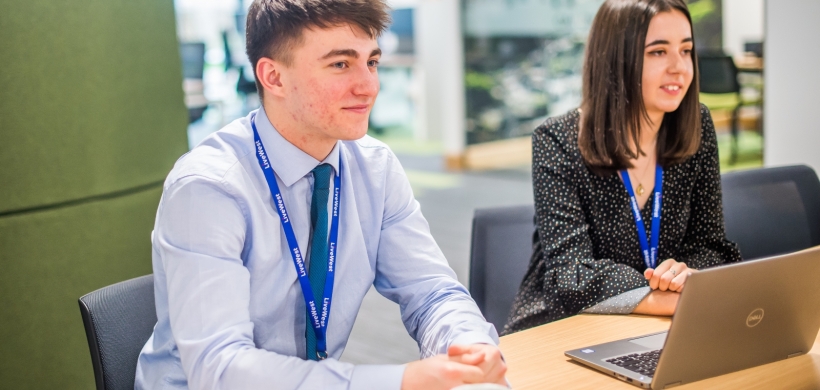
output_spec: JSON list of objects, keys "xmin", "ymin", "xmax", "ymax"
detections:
[{"xmin": 402, "ymin": 343, "xmax": 508, "ymax": 390}]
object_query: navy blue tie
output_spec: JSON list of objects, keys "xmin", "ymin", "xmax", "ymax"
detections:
[{"xmin": 305, "ymin": 164, "xmax": 332, "ymax": 360}]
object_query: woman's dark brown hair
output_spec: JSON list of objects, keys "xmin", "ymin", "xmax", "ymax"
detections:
[
  {"xmin": 245, "ymin": 0, "xmax": 391, "ymax": 98},
  {"xmin": 579, "ymin": 0, "xmax": 700, "ymax": 175}
]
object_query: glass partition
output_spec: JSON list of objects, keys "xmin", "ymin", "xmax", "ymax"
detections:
[
  {"xmin": 462, "ymin": 0, "xmax": 726, "ymax": 146},
  {"xmin": 462, "ymin": 0, "xmax": 604, "ymax": 145}
]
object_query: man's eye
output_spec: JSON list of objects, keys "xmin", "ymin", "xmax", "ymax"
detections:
[
  {"xmin": 333, "ymin": 62, "xmax": 347, "ymax": 69},
  {"xmin": 368, "ymin": 59, "xmax": 380, "ymax": 67}
]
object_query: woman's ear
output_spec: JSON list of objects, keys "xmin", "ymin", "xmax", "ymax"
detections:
[{"xmin": 256, "ymin": 58, "xmax": 286, "ymax": 98}]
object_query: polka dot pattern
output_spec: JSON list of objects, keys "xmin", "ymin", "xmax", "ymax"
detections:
[{"xmin": 503, "ymin": 105, "xmax": 741, "ymax": 334}]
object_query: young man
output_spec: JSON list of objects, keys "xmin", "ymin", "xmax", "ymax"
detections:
[{"xmin": 134, "ymin": 1, "xmax": 507, "ymax": 389}]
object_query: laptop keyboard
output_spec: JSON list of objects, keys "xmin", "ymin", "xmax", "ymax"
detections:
[{"xmin": 605, "ymin": 349, "xmax": 662, "ymax": 377}]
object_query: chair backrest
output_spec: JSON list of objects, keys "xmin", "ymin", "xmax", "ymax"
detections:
[
  {"xmin": 78, "ymin": 275, "xmax": 157, "ymax": 390},
  {"xmin": 698, "ymin": 52, "xmax": 740, "ymax": 94},
  {"xmin": 721, "ymin": 165, "xmax": 820, "ymax": 260},
  {"xmin": 469, "ymin": 205, "xmax": 536, "ymax": 332}
]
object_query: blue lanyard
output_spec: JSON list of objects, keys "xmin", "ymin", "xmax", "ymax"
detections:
[
  {"xmin": 619, "ymin": 165, "xmax": 663, "ymax": 269},
  {"xmin": 250, "ymin": 113, "xmax": 340, "ymax": 360}
]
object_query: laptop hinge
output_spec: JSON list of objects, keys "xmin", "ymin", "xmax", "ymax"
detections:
[
  {"xmin": 787, "ymin": 351, "xmax": 803, "ymax": 358},
  {"xmin": 664, "ymin": 381, "xmax": 682, "ymax": 389}
]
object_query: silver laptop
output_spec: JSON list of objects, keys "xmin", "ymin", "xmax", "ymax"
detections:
[{"xmin": 565, "ymin": 246, "xmax": 820, "ymax": 389}]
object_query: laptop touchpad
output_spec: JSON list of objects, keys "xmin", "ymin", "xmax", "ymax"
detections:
[{"xmin": 629, "ymin": 332, "xmax": 667, "ymax": 349}]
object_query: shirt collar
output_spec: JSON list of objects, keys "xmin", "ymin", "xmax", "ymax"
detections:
[{"xmin": 253, "ymin": 107, "xmax": 341, "ymax": 187}]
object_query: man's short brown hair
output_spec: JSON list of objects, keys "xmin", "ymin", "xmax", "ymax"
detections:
[
  {"xmin": 245, "ymin": 0, "xmax": 391, "ymax": 97},
  {"xmin": 578, "ymin": 0, "xmax": 701, "ymax": 175}
]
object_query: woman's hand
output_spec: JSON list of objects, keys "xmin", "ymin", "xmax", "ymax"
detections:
[{"xmin": 644, "ymin": 259, "xmax": 696, "ymax": 292}]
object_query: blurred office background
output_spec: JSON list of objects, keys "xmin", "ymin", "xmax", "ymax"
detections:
[
  {"xmin": 178, "ymin": 0, "xmax": 766, "ymax": 172},
  {"xmin": 2, "ymin": 0, "xmax": 818, "ymax": 388}
]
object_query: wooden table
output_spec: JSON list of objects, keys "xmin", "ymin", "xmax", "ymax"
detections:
[{"xmin": 499, "ymin": 314, "xmax": 820, "ymax": 389}]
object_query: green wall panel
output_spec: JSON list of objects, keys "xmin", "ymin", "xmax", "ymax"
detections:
[
  {"xmin": 0, "ymin": 186, "xmax": 162, "ymax": 389},
  {"xmin": 0, "ymin": 1, "xmax": 187, "ymax": 386},
  {"xmin": 0, "ymin": 0, "xmax": 188, "ymax": 213}
]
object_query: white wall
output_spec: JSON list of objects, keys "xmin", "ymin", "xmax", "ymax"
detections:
[
  {"xmin": 764, "ymin": 0, "xmax": 820, "ymax": 172},
  {"xmin": 415, "ymin": 0, "xmax": 465, "ymax": 157},
  {"xmin": 722, "ymin": 0, "xmax": 764, "ymax": 57}
]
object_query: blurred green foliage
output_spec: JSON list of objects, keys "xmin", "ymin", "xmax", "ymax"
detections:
[
  {"xmin": 465, "ymin": 71, "xmax": 495, "ymax": 90},
  {"xmin": 687, "ymin": 0, "xmax": 723, "ymax": 51},
  {"xmin": 688, "ymin": 0, "xmax": 716, "ymax": 23}
]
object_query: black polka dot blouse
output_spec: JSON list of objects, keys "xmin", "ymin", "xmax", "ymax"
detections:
[{"xmin": 504, "ymin": 105, "xmax": 741, "ymax": 335}]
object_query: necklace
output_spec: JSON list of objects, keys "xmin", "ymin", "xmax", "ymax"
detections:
[{"xmin": 632, "ymin": 154, "xmax": 655, "ymax": 196}]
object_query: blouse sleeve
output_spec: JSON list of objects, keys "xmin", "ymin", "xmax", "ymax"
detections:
[
  {"xmin": 675, "ymin": 106, "xmax": 742, "ymax": 267},
  {"xmin": 530, "ymin": 122, "xmax": 648, "ymax": 315},
  {"xmin": 582, "ymin": 286, "xmax": 652, "ymax": 315}
]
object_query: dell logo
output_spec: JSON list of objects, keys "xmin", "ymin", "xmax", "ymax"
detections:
[{"xmin": 746, "ymin": 308, "xmax": 765, "ymax": 327}]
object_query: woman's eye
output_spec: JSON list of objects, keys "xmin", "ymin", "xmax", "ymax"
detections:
[
  {"xmin": 682, "ymin": 49, "xmax": 692, "ymax": 56},
  {"xmin": 649, "ymin": 50, "xmax": 665, "ymax": 56}
]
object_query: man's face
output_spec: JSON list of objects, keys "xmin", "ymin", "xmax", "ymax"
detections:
[{"xmin": 277, "ymin": 24, "xmax": 381, "ymax": 143}]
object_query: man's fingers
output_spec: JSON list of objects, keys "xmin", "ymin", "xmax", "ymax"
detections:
[
  {"xmin": 447, "ymin": 345, "xmax": 486, "ymax": 366},
  {"xmin": 447, "ymin": 344, "xmax": 470, "ymax": 356},
  {"xmin": 446, "ymin": 344, "xmax": 507, "ymax": 385},
  {"xmin": 456, "ymin": 351, "xmax": 485, "ymax": 366},
  {"xmin": 477, "ymin": 346, "xmax": 507, "ymax": 384},
  {"xmin": 484, "ymin": 358, "xmax": 507, "ymax": 384},
  {"xmin": 444, "ymin": 362, "xmax": 485, "ymax": 384}
]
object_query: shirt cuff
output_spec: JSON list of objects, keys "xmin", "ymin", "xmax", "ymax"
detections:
[
  {"xmin": 582, "ymin": 287, "xmax": 652, "ymax": 315},
  {"xmin": 450, "ymin": 331, "xmax": 499, "ymax": 348},
  {"xmin": 349, "ymin": 364, "xmax": 405, "ymax": 390}
]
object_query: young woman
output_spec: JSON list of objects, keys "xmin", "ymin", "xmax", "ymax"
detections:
[{"xmin": 504, "ymin": 0, "xmax": 741, "ymax": 334}]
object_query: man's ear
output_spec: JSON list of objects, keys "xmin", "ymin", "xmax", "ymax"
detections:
[{"xmin": 256, "ymin": 57, "xmax": 286, "ymax": 98}]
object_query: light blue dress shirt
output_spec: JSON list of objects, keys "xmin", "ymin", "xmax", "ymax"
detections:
[{"xmin": 135, "ymin": 108, "xmax": 499, "ymax": 390}]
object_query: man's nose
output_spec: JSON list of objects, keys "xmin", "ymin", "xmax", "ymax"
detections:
[{"xmin": 352, "ymin": 65, "xmax": 379, "ymax": 97}]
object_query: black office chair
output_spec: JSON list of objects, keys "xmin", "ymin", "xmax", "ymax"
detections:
[
  {"xmin": 698, "ymin": 52, "xmax": 743, "ymax": 164},
  {"xmin": 78, "ymin": 275, "xmax": 157, "ymax": 390},
  {"xmin": 469, "ymin": 205, "xmax": 536, "ymax": 332},
  {"xmin": 721, "ymin": 165, "xmax": 820, "ymax": 260}
]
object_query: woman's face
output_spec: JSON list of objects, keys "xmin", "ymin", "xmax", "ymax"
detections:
[{"xmin": 641, "ymin": 9, "xmax": 695, "ymax": 124}]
